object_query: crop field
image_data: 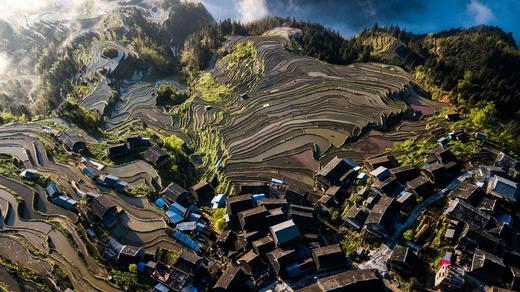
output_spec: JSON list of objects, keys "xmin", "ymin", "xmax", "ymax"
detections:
[{"xmin": 186, "ymin": 32, "xmax": 442, "ymax": 190}]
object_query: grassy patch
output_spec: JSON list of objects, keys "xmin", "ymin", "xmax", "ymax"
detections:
[
  {"xmin": 341, "ymin": 231, "xmax": 363, "ymax": 256},
  {"xmin": 193, "ymin": 72, "xmax": 233, "ymax": 103},
  {"xmin": 156, "ymin": 248, "xmax": 180, "ymax": 266},
  {"xmin": 125, "ymin": 183, "xmax": 150, "ymax": 197},
  {"xmin": 84, "ymin": 143, "xmax": 112, "ymax": 165}
]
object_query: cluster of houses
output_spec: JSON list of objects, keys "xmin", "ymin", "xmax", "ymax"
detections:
[
  {"xmin": 429, "ymin": 151, "xmax": 520, "ymax": 290},
  {"xmin": 100, "ymin": 236, "xmax": 206, "ymax": 292},
  {"xmin": 49, "ymin": 124, "xmax": 520, "ymax": 291},
  {"xmin": 325, "ymin": 141, "xmax": 520, "ymax": 291},
  {"xmin": 350, "ymin": 145, "xmax": 466, "ymax": 243},
  {"xmin": 45, "ymin": 182, "xmax": 78, "ymax": 210},
  {"xmin": 79, "ymin": 158, "xmax": 129, "ymax": 192},
  {"xmin": 204, "ymin": 178, "xmax": 378, "ymax": 291},
  {"xmin": 106, "ymin": 135, "xmax": 170, "ymax": 167}
]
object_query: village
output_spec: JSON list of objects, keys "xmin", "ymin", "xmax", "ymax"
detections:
[
  {"xmin": 1, "ymin": 1, "xmax": 520, "ymax": 289},
  {"xmin": 2, "ymin": 111, "xmax": 517, "ymax": 292}
]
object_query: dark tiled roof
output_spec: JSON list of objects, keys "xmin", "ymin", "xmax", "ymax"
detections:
[
  {"xmin": 91, "ymin": 195, "xmax": 117, "ymax": 219},
  {"xmin": 143, "ymin": 145, "xmax": 169, "ymax": 166}
]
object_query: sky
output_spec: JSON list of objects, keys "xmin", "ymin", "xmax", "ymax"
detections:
[{"xmin": 199, "ymin": 0, "xmax": 520, "ymax": 40}]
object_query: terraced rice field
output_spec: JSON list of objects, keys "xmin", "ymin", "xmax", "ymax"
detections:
[
  {"xmin": 188, "ymin": 32, "xmax": 441, "ymax": 190},
  {"xmin": 0, "ymin": 120, "xmax": 181, "ymax": 290}
]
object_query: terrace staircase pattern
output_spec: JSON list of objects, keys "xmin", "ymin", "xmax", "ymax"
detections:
[{"xmin": 189, "ymin": 33, "xmax": 431, "ymax": 190}]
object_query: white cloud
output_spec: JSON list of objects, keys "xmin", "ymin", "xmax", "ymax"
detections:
[
  {"xmin": 0, "ymin": 52, "xmax": 12, "ymax": 76},
  {"xmin": 467, "ymin": 0, "xmax": 494, "ymax": 24},
  {"xmin": 236, "ymin": 0, "xmax": 269, "ymax": 23}
]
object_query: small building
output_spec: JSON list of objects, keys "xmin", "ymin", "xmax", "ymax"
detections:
[
  {"xmin": 449, "ymin": 180, "xmax": 482, "ymax": 203},
  {"xmin": 238, "ymin": 206, "xmax": 269, "ymax": 231},
  {"xmin": 423, "ymin": 162, "xmax": 450, "ymax": 187},
  {"xmin": 406, "ymin": 175, "xmax": 435, "ymax": 197},
  {"xmin": 216, "ymin": 230, "xmax": 236, "ymax": 252},
  {"xmin": 20, "ymin": 169, "xmax": 38, "ymax": 180},
  {"xmin": 45, "ymin": 183, "xmax": 61, "ymax": 198},
  {"xmin": 445, "ymin": 198, "xmax": 491, "ymax": 230},
  {"xmin": 190, "ymin": 180, "xmax": 214, "ymax": 205},
  {"xmin": 143, "ymin": 145, "xmax": 169, "ymax": 167},
  {"xmin": 315, "ymin": 157, "xmax": 352, "ymax": 188},
  {"xmin": 298, "ymin": 269, "xmax": 385, "ymax": 291},
  {"xmin": 475, "ymin": 132, "xmax": 489, "ymax": 141},
  {"xmin": 53, "ymin": 195, "xmax": 78, "ymax": 210},
  {"xmin": 161, "ymin": 182, "xmax": 190, "ymax": 205},
  {"xmin": 372, "ymin": 176, "xmax": 401, "ymax": 196},
  {"xmin": 106, "ymin": 143, "xmax": 128, "ymax": 159},
  {"xmin": 317, "ymin": 194, "xmax": 338, "ymax": 209},
  {"xmin": 252, "ymin": 236, "xmax": 275, "ymax": 256},
  {"xmin": 226, "ymin": 194, "xmax": 254, "ymax": 216},
  {"xmin": 387, "ymin": 245, "xmax": 417, "ymax": 275},
  {"xmin": 211, "ymin": 194, "xmax": 227, "ymax": 209},
  {"xmin": 495, "ymin": 152, "xmax": 520, "ymax": 171},
  {"xmin": 103, "ymin": 175, "xmax": 128, "ymax": 192},
  {"xmin": 343, "ymin": 205, "xmax": 368, "ymax": 231},
  {"xmin": 457, "ymin": 224, "xmax": 499, "ymax": 255},
  {"xmin": 311, "ymin": 244, "xmax": 348, "ymax": 273},
  {"xmin": 363, "ymin": 196, "xmax": 398, "ymax": 241},
  {"xmin": 102, "ymin": 238, "xmax": 142, "ymax": 267},
  {"xmin": 267, "ymin": 248, "xmax": 298, "ymax": 276},
  {"xmin": 175, "ymin": 251, "xmax": 202, "ymax": 276},
  {"xmin": 434, "ymin": 148, "xmax": 458, "ymax": 164},
  {"xmin": 238, "ymin": 250, "xmax": 266, "ymax": 278},
  {"xmin": 365, "ymin": 155, "xmax": 398, "ymax": 170},
  {"xmin": 257, "ymin": 198, "xmax": 288, "ymax": 211},
  {"xmin": 126, "ymin": 135, "xmax": 151, "ymax": 151},
  {"xmin": 438, "ymin": 137, "xmax": 449, "ymax": 148},
  {"xmin": 270, "ymin": 219, "xmax": 300, "ymax": 246},
  {"xmin": 369, "ymin": 166, "xmax": 391, "ymax": 181},
  {"xmin": 285, "ymin": 188, "xmax": 308, "ymax": 205},
  {"xmin": 445, "ymin": 113, "xmax": 460, "ymax": 121},
  {"xmin": 213, "ymin": 263, "xmax": 247, "ymax": 291},
  {"xmin": 396, "ymin": 191, "xmax": 416, "ymax": 211},
  {"xmin": 486, "ymin": 175, "xmax": 519, "ymax": 203},
  {"xmin": 90, "ymin": 195, "xmax": 118, "ymax": 227},
  {"xmin": 59, "ymin": 132, "xmax": 86, "ymax": 153},
  {"xmin": 288, "ymin": 204, "xmax": 315, "ymax": 230},
  {"xmin": 80, "ymin": 164, "xmax": 102, "ymax": 180},
  {"xmin": 434, "ymin": 264, "xmax": 465, "ymax": 291},
  {"xmin": 470, "ymin": 248, "xmax": 508, "ymax": 285},
  {"xmin": 390, "ymin": 165, "xmax": 419, "ymax": 183}
]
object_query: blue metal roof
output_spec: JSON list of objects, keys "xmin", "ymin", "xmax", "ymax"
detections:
[
  {"xmin": 170, "ymin": 230, "xmax": 201, "ymax": 251},
  {"xmin": 137, "ymin": 262, "xmax": 146, "ymax": 272},
  {"xmin": 105, "ymin": 175, "xmax": 119, "ymax": 182},
  {"xmin": 155, "ymin": 198, "xmax": 168, "ymax": 209},
  {"xmin": 271, "ymin": 178, "xmax": 283, "ymax": 184},
  {"xmin": 46, "ymin": 183, "xmax": 59, "ymax": 197},
  {"xmin": 252, "ymin": 193, "xmax": 266, "ymax": 203},
  {"xmin": 166, "ymin": 211, "xmax": 184, "ymax": 224},
  {"xmin": 270, "ymin": 219, "xmax": 300, "ymax": 246},
  {"xmin": 153, "ymin": 283, "xmax": 169, "ymax": 292},
  {"xmin": 188, "ymin": 213, "xmax": 201, "ymax": 222},
  {"xmin": 169, "ymin": 202, "xmax": 187, "ymax": 216},
  {"xmin": 491, "ymin": 176, "xmax": 519, "ymax": 201},
  {"xmin": 176, "ymin": 221, "xmax": 197, "ymax": 231}
]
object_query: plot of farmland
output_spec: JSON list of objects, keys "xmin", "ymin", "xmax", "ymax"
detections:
[{"xmin": 189, "ymin": 33, "xmax": 436, "ymax": 189}]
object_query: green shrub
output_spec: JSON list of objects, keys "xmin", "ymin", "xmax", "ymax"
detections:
[
  {"xmin": 102, "ymin": 47, "xmax": 119, "ymax": 58},
  {"xmin": 156, "ymin": 84, "xmax": 187, "ymax": 106},
  {"xmin": 403, "ymin": 229, "xmax": 415, "ymax": 241}
]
